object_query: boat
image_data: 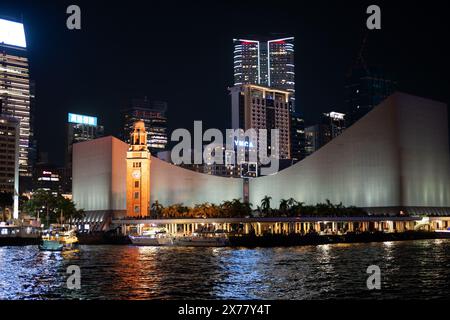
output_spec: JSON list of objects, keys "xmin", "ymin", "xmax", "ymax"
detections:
[
  {"xmin": 0, "ymin": 222, "xmax": 41, "ymax": 246},
  {"xmin": 172, "ymin": 230, "xmax": 229, "ymax": 247},
  {"xmin": 435, "ymin": 227, "xmax": 450, "ymax": 238},
  {"xmin": 129, "ymin": 227, "xmax": 173, "ymax": 246},
  {"xmin": 39, "ymin": 225, "xmax": 79, "ymax": 251}
]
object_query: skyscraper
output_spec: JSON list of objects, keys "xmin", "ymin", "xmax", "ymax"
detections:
[
  {"xmin": 66, "ymin": 113, "xmax": 104, "ymax": 186},
  {"xmin": 229, "ymin": 84, "xmax": 291, "ymax": 160},
  {"xmin": 304, "ymin": 111, "xmax": 346, "ymax": 156},
  {"xmin": 289, "ymin": 111, "xmax": 306, "ymax": 162},
  {"xmin": 233, "ymin": 37, "xmax": 295, "ymax": 107},
  {"xmin": 345, "ymin": 66, "xmax": 397, "ymax": 125},
  {"xmin": 233, "ymin": 36, "xmax": 302, "ymax": 165},
  {"xmin": 122, "ymin": 98, "xmax": 168, "ymax": 155},
  {"xmin": 0, "ymin": 18, "xmax": 34, "ymax": 178},
  {"xmin": 0, "ymin": 116, "xmax": 19, "ymax": 218}
]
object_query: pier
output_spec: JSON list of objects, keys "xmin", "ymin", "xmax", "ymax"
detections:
[{"xmin": 110, "ymin": 216, "xmax": 450, "ymax": 236}]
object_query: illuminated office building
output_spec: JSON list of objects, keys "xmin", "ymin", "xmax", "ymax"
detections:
[
  {"xmin": 233, "ymin": 37, "xmax": 295, "ymax": 107},
  {"xmin": 0, "ymin": 18, "xmax": 35, "ymax": 177},
  {"xmin": 32, "ymin": 164, "xmax": 66, "ymax": 194},
  {"xmin": 0, "ymin": 116, "xmax": 19, "ymax": 218},
  {"xmin": 233, "ymin": 37, "xmax": 300, "ymax": 163},
  {"xmin": 229, "ymin": 84, "xmax": 291, "ymax": 160},
  {"xmin": 305, "ymin": 111, "xmax": 346, "ymax": 156},
  {"xmin": 122, "ymin": 98, "xmax": 168, "ymax": 155},
  {"xmin": 290, "ymin": 112, "xmax": 306, "ymax": 161},
  {"xmin": 66, "ymin": 113, "xmax": 104, "ymax": 180}
]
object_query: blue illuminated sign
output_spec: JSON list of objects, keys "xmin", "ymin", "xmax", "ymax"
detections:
[{"xmin": 68, "ymin": 113, "xmax": 97, "ymax": 126}]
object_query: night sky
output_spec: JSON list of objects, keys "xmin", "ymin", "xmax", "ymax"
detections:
[{"xmin": 0, "ymin": 0, "xmax": 448, "ymax": 165}]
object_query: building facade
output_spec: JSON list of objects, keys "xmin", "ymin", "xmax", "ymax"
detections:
[
  {"xmin": 233, "ymin": 37, "xmax": 295, "ymax": 106},
  {"xmin": 290, "ymin": 111, "xmax": 306, "ymax": 162},
  {"xmin": 32, "ymin": 164, "xmax": 68, "ymax": 194},
  {"xmin": 64, "ymin": 113, "xmax": 104, "ymax": 192},
  {"xmin": 0, "ymin": 116, "xmax": 19, "ymax": 218},
  {"xmin": 66, "ymin": 113, "xmax": 104, "ymax": 179},
  {"xmin": 126, "ymin": 121, "xmax": 151, "ymax": 217},
  {"xmin": 122, "ymin": 98, "xmax": 168, "ymax": 155},
  {"xmin": 229, "ymin": 84, "xmax": 292, "ymax": 160},
  {"xmin": 345, "ymin": 66, "xmax": 397, "ymax": 125},
  {"xmin": 305, "ymin": 111, "xmax": 346, "ymax": 156},
  {"xmin": 233, "ymin": 37, "xmax": 302, "ymax": 163},
  {"xmin": 72, "ymin": 93, "xmax": 450, "ymax": 217},
  {"xmin": 0, "ymin": 18, "xmax": 35, "ymax": 178},
  {"xmin": 250, "ymin": 93, "xmax": 450, "ymax": 215}
]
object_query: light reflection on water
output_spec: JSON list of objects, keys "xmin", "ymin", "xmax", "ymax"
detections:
[{"xmin": 0, "ymin": 239, "xmax": 449, "ymax": 300}]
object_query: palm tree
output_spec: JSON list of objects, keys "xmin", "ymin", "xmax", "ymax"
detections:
[
  {"xmin": 260, "ymin": 196, "xmax": 272, "ymax": 216},
  {"xmin": 151, "ymin": 200, "xmax": 164, "ymax": 218},
  {"xmin": 287, "ymin": 198, "xmax": 297, "ymax": 207},
  {"xmin": 289, "ymin": 200, "xmax": 303, "ymax": 217},
  {"xmin": 220, "ymin": 200, "xmax": 233, "ymax": 218},
  {"xmin": 279, "ymin": 199, "xmax": 289, "ymax": 216},
  {"xmin": 231, "ymin": 198, "xmax": 244, "ymax": 218}
]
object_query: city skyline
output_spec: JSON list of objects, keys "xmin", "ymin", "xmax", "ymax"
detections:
[
  {"xmin": 1, "ymin": 0, "xmax": 450, "ymax": 305},
  {"xmin": 0, "ymin": 1, "xmax": 448, "ymax": 166}
]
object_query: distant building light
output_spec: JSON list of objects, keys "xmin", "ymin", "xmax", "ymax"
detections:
[{"xmin": 327, "ymin": 112, "xmax": 345, "ymax": 120}]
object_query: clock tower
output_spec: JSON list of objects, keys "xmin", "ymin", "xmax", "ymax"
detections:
[{"xmin": 126, "ymin": 121, "xmax": 151, "ymax": 217}]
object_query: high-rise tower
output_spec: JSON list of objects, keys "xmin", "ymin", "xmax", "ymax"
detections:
[
  {"xmin": 0, "ymin": 18, "xmax": 34, "ymax": 177},
  {"xmin": 126, "ymin": 121, "xmax": 151, "ymax": 217},
  {"xmin": 233, "ymin": 37, "xmax": 295, "ymax": 108},
  {"xmin": 122, "ymin": 98, "xmax": 168, "ymax": 155}
]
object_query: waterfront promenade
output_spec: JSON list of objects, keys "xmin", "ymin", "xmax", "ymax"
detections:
[{"xmin": 111, "ymin": 216, "xmax": 450, "ymax": 236}]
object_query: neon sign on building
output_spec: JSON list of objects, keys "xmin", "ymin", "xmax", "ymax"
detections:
[{"xmin": 68, "ymin": 113, "xmax": 98, "ymax": 126}]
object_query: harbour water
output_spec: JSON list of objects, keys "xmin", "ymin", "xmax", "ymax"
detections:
[{"xmin": 0, "ymin": 239, "xmax": 449, "ymax": 299}]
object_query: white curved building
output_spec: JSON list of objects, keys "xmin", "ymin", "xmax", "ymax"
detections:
[
  {"xmin": 73, "ymin": 92, "xmax": 450, "ymax": 217},
  {"xmin": 250, "ymin": 93, "xmax": 450, "ymax": 214}
]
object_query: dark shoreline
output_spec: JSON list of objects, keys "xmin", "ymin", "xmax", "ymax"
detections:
[
  {"xmin": 228, "ymin": 231, "xmax": 448, "ymax": 247},
  {"xmin": 77, "ymin": 230, "xmax": 447, "ymax": 247},
  {"xmin": 1, "ymin": 231, "xmax": 447, "ymax": 247},
  {"xmin": 0, "ymin": 238, "xmax": 40, "ymax": 246}
]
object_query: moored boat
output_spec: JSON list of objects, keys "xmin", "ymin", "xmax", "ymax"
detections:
[
  {"xmin": 435, "ymin": 228, "xmax": 450, "ymax": 238},
  {"xmin": 39, "ymin": 225, "xmax": 79, "ymax": 251},
  {"xmin": 129, "ymin": 227, "xmax": 173, "ymax": 246},
  {"xmin": 173, "ymin": 230, "xmax": 229, "ymax": 247}
]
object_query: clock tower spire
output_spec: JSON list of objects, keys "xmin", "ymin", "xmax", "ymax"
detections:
[{"xmin": 126, "ymin": 121, "xmax": 151, "ymax": 217}]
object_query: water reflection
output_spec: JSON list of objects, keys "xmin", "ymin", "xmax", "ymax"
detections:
[{"xmin": 0, "ymin": 239, "xmax": 449, "ymax": 299}]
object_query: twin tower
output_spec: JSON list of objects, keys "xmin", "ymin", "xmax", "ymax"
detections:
[{"xmin": 126, "ymin": 121, "xmax": 151, "ymax": 217}]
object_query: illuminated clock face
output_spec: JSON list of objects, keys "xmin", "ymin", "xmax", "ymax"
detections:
[{"xmin": 132, "ymin": 170, "xmax": 141, "ymax": 179}]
